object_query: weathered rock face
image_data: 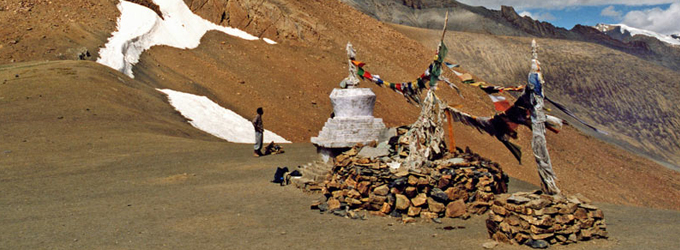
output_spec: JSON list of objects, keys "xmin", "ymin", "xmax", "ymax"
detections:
[
  {"xmin": 182, "ymin": 0, "xmax": 320, "ymax": 41},
  {"xmin": 129, "ymin": 0, "xmax": 163, "ymax": 17},
  {"xmin": 486, "ymin": 191, "xmax": 608, "ymax": 246},
  {"xmin": 401, "ymin": 0, "xmax": 423, "ymax": 9},
  {"xmin": 571, "ymin": 25, "xmax": 651, "ymax": 52},
  {"xmin": 499, "ymin": 5, "xmax": 565, "ymax": 39},
  {"xmin": 183, "ymin": 0, "xmax": 276, "ymax": 39}
]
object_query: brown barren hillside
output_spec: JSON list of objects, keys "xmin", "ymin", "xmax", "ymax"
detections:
[
  {"xmin": 1, "ymin": 0, "xmax": 680, "ymax": 249},
  {"xmin": 0, "ymin": 0, "xmax": 679, "ymax": 212},
  {"xmin": 0, "ymin": 0, "xmax": 119, "ymax": 62}
]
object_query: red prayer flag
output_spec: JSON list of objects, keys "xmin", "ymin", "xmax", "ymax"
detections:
[
  {"xmin": 489, "ymin": 95, "xmax": 511, "ymax": 112},
  {"xmin": 363, "ymin": 71, "xmax": 372, "ymax": 80}
]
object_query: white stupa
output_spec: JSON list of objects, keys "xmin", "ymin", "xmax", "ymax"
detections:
[{"xmin": 311, "ymin": 43, "xmax": 386, "ymax": 162}]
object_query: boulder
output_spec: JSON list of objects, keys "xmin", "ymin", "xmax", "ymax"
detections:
[
  {"xmin": 411, "ymin": 193, "xmax": 428, "ymax": 207},
  {"xmin": 445, "ymin": 199, "xmax": 466, "ymax": 218},
  {"xmin": 395, "ymin": 194, "xmax": 411, "ymax": 210}
]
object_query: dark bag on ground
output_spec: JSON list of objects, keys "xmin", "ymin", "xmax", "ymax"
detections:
[
  {"xmin": 272, "ymin": 167, "xmax": 289, "ymax": 184},
  {"xmin": 289, "ymin": 169, "xmax": 302, "ymax": 177},
  {"xmin": 264, "ymin": 142, "xmax": 285, "ymax": 155}
]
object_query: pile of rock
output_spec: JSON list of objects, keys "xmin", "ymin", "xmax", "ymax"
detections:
[
  {"xmin": 311, "ymin": 140, "xmax": 509, "ymax": 221},
  {"xmin": 486, "ymin": 191, "xmax": 608, "ymax": 247}
]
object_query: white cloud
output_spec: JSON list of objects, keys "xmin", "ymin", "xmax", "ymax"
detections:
[
  {"xmin": 457, "ymin": 0, "xmax": 677, "ymax": 10},
  {"xmin": 519, "ymin": 11, "xmax": 533, "ymax": 17},
  {"xmin": 601, "ymin": 5, "xmax": 622, "ymax": 18},
  {"xmin": 519, "ymin": 11, "xmax": 556, "ymax": 21},
  {"xmin": 621, "ymin": 3, "xmax": 680, "ymax": 35}
]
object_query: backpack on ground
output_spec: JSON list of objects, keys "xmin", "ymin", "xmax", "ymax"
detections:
[{"xmin": 272, "ymin": 167, "xmax": 289, "ymax": 185}]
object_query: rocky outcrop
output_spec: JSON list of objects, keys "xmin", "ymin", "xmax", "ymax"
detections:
[
  {"xmin": 183, "ymin": 0, "xmax": 324, "ymax": 42},
  {"xmin": 499, "ymin": 6, "xmax": 566, "ymax": 39},
  {"xmin": 184, "ymin": 0, "xmax": 279, "ymax": 39},
  {"xmin": 401, "ymin": 0, "xmax": 423, "ymax": 9},
  {"xmin": 571, "ymin": 25, "xmax": 651, "ymax": 53},
  {"xmin": 128, "ymin": 0, "xmax": 163, "ymax": 18}
]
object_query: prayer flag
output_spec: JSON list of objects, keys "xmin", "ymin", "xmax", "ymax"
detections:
[
  {"xmin": 445, "ymin": 62, "xmax": 459, "ymax": 68},
  {"xmin": 528, "ymin": 73, "xmax": 543, "ymax": 97},
  {"xmin": 417, "ymin": 78, "xmax": 426, "ymax": 89},
  {"xmin": 363, "ymin": 71, "xmax": 372, "ymax": 80},
  {"xmin": 438, "ymin": 42, "xmax": 448, "ymax": 63},
  {"xmin": 351, "ymin": 60, "xmax": 366, "ymax": 68},
  {"xmin": 481, "ymin": 85, "xmax": 501, "ymax": 94},
  {"xmin": 488, "ymin": 95, "xmax": 511, "ymax": 112},
  {"xmin": 373, "ymin": 75, "xmax": 383, "ymax": 85}
]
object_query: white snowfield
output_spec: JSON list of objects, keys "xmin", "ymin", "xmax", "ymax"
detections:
[
  {"xmin": 598, "ymin": 23, "xmax": 680, "ymax": 46},
  {"xmin": 97, "ymin": 1, "xmax": 287, "ymax": 143},
  {"xmin": 97, "ymin": 0, "xmax": 276, "ymax": 78},
  {"xmin": 615, "ymin": 24, "xmax": 680, "ymax": 46},
  {"xmin": 159, "ymin": 89, "xmax": 290, "ymax": 144}
]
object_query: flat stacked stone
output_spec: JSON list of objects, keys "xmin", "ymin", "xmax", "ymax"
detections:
[{"xmin": 486, "ymin": 191, "xmax": 608, "ymax": 247}]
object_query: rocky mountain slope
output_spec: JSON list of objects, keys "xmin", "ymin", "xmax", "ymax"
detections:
[
  {"xmin": 1, "ymin": 0, "xmax": 679, "ymax": 213},
  {"xmin": 393, "ymin": 24, "xmax": 680, "ymax": 170}
]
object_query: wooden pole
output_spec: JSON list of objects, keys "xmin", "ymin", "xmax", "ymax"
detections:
[
  {"xmin": 440, "ymin": 10, "xmax": 449, "ymax": 43},
  {"xmin": 441, "ymin": 11, "xmax": 454, "ymax": 153},
  {"xmin": 445, "ymin": 109, "xmax": 456, "ymax": 153}
]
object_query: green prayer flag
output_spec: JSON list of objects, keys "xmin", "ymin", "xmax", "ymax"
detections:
[
  {"xmin": 429, "ymin": 41, "xmax": 447, "ymax": 87},
  {"xmin": 357, "ymin": 67, "xmax": 365, "ymax": 78},
  {"xmin": 438, "ymin": 41, "xmax": 448, "ymax": 63},
  {"xmin": 430, "ymin": 65, "xmax": 441, "ymax": 87}
]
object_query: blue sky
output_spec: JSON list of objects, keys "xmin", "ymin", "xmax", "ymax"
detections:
[
  {"xmin": 456, "ymin": 1, "xmax": 680, "ymax": 35},
  {"xmin": 520, "ymin": 4, "xmax": 671, "ymax": 29}
]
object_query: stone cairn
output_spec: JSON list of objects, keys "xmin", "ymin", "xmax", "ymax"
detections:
[
  {"xmin": 487, "ymin": 191, "xmax": 608, "ymax": 247},
  {"xmin": 299, "ymin": 40, "xmax": 608, "ymax": 247},
  {"xmin": 309, "ymin": 126, "xmax": 509, "ymax": 222}
]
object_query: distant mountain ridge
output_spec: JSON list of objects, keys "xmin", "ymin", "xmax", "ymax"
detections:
[
  {"xmin": 595, "ymin": 24, "xmax": 680, "ymax": 46},
  {"xmin": 340, "ymin": 0, "xmax": 680, "ymax": 72}
]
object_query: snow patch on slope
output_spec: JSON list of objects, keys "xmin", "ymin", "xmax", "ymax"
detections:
[
  {"xmin": 597, "ymin": 23, "xmax": 680, "ymax": 46},
  {"xmin": 97, "ymin": 0, "xmax": 276, "ymax": 78},
  {"xmin": 616, "ymin": 24, "xmax": 680, "ymax": 46},
  {"xmin": 159, "ymin": 89, "xmax": 290, "ymax": 144}
]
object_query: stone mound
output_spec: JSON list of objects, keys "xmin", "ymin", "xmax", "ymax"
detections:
[
  {"xmin": 486, "ymin": 191, "xmax": 608, "ymax": 246},
  {"xmin": 310, "ymin": 130, "xmax": 509, "ymax": 221}
]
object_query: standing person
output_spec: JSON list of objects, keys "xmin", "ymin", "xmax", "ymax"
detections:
[{"xmin": 252, "ymin": 107, "xmax": 264, "ymax": 157}]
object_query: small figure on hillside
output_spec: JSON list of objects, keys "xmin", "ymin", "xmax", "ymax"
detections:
[{"xmin": 252, "ymin": 107, "xmax": 264, "ymax": 157}]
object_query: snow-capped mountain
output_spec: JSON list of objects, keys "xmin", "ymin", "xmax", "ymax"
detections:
[{"xmin": 595, "ymin": 24, "xmax": 680, "ymax": 46}]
